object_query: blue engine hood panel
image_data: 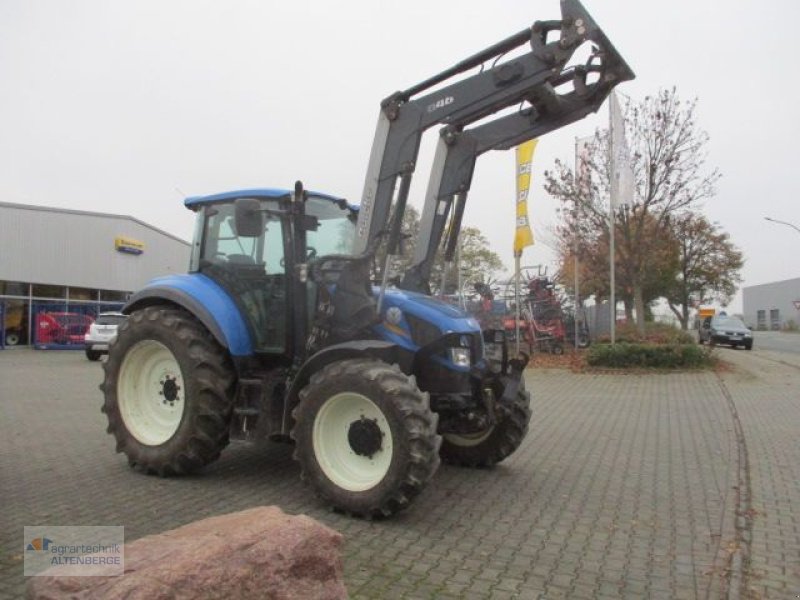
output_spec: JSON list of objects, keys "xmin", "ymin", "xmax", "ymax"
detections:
[
  {"xmin": 371, "ymin": 288, "xmax": 482, "ymax": 373},
  {"xmin": 377, "ymin": 288, "xmax": 480, "ymax": 333}
]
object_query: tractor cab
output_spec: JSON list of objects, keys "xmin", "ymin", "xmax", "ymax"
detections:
[{"xmin": 184, "ymin": 188, "xmax": 357, "ymax": 358}]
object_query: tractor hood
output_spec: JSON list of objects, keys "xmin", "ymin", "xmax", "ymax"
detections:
[{"xmin": 373, "ymin": 287, "xmax": 481, "ymax": 349}]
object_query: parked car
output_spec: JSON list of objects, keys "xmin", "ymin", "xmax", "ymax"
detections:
[
  {"xmin": 699, "ymin": 315, "xmax": 753, "ymax": 350},
  {"xmin": 84, "ymin": 312, "xmax": 127, "ymax": 360}
]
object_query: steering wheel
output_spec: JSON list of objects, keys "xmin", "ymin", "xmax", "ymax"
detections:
[{"xmin": 279, "ymin": 247, "xmax": 317, "ymax": 268}]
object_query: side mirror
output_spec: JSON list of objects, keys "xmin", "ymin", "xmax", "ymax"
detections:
[{"xmin": 234, "ymin": 198, "xmax": 264, "ymax": 238}]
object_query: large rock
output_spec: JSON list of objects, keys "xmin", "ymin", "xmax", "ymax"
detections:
[{"xmin": 27, "ymin": 506, "xmax": 347, "ymax": 600}]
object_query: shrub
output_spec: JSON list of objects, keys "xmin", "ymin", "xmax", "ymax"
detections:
[
  {"xmin": 595, "ymin": 322, "xmax": 694, "ymax": 345},
  {"xmin": 586, "ymin": 342, "xmax": 713, "ymax": 369}
]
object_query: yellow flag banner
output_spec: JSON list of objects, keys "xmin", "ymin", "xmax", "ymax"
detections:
[{"xmin": 513, "ymin": 139, "xmax": 538, "ymax": 255}]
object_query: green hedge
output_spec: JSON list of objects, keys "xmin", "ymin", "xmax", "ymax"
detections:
[
  {"xmin": 586, "ymin": 342, "xmax": 713, "ymax": 369},
  {"xmin": 595, "ymin": 323, "xmax": 695, "ymax": 345}
]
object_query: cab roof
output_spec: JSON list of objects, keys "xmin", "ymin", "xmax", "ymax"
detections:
[{"xmin": 184, "ymin": 188, "xmax": 356, "ymax": 210}]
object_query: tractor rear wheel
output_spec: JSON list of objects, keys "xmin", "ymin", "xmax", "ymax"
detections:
[
  {"xmin": 292, "ymin": 359, "xmax": 441, "ymax": 518},
  {"xmin": 101, "ymin": 306, "xmax": 235, "ymax": 476},
  {"xmin": 440, "ymin": 378, "xmax": 531, "ymax": 467}
]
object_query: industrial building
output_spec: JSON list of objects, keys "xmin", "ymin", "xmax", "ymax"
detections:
[
  {"xmin": 0, "ymin": 201, "xmax": 190, "ymax": 348},
  {"xmin": 742, "ymin": 277, "xmax": 800, "ymax": 330}
]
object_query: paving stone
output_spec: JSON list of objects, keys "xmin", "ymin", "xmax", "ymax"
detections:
[{"xmin": 2, "ymin": 348, "xmax": 798, "ymax": 598}]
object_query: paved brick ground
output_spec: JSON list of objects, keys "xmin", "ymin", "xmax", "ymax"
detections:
[
  {"xmin": 0, "ymin": 347, "xmax": 796, "ymax": 598},
  {"xmin": 717, "ymin": 348, "xmax": 800, "ymax": 599}
]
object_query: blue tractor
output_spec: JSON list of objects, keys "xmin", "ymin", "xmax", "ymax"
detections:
[{"xmin": 101, "ymin": 0, "xmax": 633, "ymax": 517}]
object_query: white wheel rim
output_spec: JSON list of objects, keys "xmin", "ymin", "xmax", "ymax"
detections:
[
  {"xmin": 5, "ymin": 333, "xmax": 19, "ymax": 346},
  {"xmin": 118, "ymin": 340, "xmax": 185, "ymax": 446},
  {"xmin": 312, "ymin": 392, "xmax": 393, "ymax": 492},
  {"xmin": 444, "ymin": 428, "xmax": 494, "ymax": 447}
]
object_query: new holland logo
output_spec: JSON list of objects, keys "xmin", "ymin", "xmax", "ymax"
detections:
[{"xmin": 115, "ymin": 237, "xmax": 145, "ymax": 255}]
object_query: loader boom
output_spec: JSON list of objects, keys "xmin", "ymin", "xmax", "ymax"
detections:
[
  {"xmin": 401, "ymin": 80, "xmax": 615, "ymax": 293},
  {"xmin": 352, "ymin": 0, "xmax": 634, "ymax": 256}
]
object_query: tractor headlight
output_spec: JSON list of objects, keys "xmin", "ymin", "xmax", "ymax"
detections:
[{"xmin": 449, "ymin": 347, "xmax": 471, "ymax": 368}]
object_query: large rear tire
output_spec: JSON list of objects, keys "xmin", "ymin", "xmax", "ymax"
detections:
[
  {"xmin": 101, "ymin": 306, "xmax": 235, "ymax": 476},
  {"xmin": 292, "ymin": 359, "xmax": 441, "ymax": 518},
  {"xmin": 440, "ymin": 378, "xmax": 531, "ymax": 467}
]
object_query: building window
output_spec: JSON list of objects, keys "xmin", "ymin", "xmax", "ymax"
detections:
[
  {"xmin": 0, "ymin": 280, "xmax": 28, "ymax": 297},
  {"xmin": 68, "ymin": 287, "xmax": 98, "ymax": 301},
  {"xmin": 756, "ymin": 310, "xmax": 766, "ymax": 330},
  {"xmin": 100, "ymin": 290, "xmax": 130, "ymax": 302},
  {"xmin": 31, "ymin": 284, "xmax": 66, "ymax": 299}
]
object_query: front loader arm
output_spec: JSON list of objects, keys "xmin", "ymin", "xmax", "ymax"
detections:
[
  {"xmin": 401, "ymin": 76, "xmax": 617, "ymax": 293},
  {"xmin": 352, "ymin": 0, "xmax": 634, "ymax": 255}
]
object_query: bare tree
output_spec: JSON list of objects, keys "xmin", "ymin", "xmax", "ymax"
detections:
[{"xmin": 545, "ymin": 88, "xmax": 720, "ymax": 333}]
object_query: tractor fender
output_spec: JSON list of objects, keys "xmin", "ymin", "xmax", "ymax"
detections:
[
  {"xmin": 123, "ymin": 274, "xmax": 253, "ymax": 357},
  {"xmin": 282, "ymin": 340, "xmax": 415, "ymax": 433}
]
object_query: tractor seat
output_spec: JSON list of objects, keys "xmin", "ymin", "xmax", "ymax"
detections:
[{"xmin": 227, "ymin": 254, "xmax": 257, "ymax": 265}]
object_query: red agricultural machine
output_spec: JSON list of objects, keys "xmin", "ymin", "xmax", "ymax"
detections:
[
  {"xmin": 505, "ymin": 271, "xmax": 567, "ymax": 355},
  {"xmin": 36, "ymin": 312, "xmax": 94, "ymax": 346}
]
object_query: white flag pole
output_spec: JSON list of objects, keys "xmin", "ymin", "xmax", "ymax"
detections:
[
  {"xmin": 609, "ymin": 97, "xmax": 617, "ymax": 345},
  {"xmin": 574, "ymin": 137, "xmax": 580, "ymax": 350},
  {"xmin": 609, "ymin": 202, "xmax": 616, "ymax": 345}
]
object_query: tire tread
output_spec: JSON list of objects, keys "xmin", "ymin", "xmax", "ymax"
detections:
[
  {"xmin": 101, "ymin": 306, "xmax": 234, "ymax": 476},
  {"xmin": 292, "ymin": 358, "xmax": 440, "ymax": 518}
]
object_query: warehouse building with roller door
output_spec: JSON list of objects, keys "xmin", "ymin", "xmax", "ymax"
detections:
[
  {"xmin": 742, "ymin": 277, "xmax": 800, "ymax": 330},
  {"xmin": 0, "ymin": 201, "xmax": 190, "ymax": 348}
]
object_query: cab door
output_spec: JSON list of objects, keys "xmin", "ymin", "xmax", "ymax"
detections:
[{"xmin": 199, "ymin": 201, "xmax": 288, "ymax": 354}]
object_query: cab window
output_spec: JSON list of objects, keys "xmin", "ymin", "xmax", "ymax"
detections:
[{"xmin": 200, "ymin": 200, "xmax": 287, "ymax": 353}]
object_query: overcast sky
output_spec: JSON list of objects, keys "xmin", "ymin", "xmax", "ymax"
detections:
[{"xmin": 2, "ymin": 0, "xmax": 798, "ymax": 312}]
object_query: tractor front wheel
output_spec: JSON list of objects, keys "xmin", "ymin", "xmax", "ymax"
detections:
[
  {"xmin": 292, "ymin": 359, "xmax": 441, "ymax": 518},
  {"xmin": 440, "ymin": 378, "xmax": 531, "ymax": 467},
  {"xmin": 101, "ymin": 306, "xmax": 235, "ymax": 476}
]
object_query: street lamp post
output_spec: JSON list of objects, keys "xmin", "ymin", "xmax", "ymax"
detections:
[{"xmin": 764, "ymin": 216, "xmax": 800, "ymax": 234}]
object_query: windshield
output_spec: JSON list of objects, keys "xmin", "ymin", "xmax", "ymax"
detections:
[
  {"xmin": 200, "ymin": 197, "xmax": 354, "ymax": 266},
  {"xmin": 713, "ymin": 316, "xmax": 746, "ymax": 329},
  {"xmin": 305, "ymin": 197, "xmax": 356, "ymax": 256},
  {"xmin": 200, "ymin": 200, "xmax": 284, "ymax": 273}
]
